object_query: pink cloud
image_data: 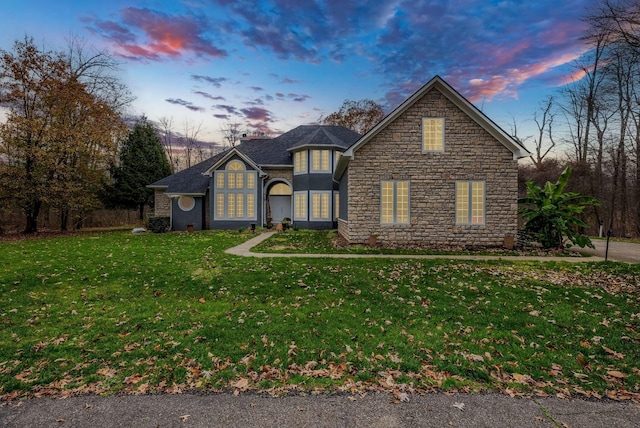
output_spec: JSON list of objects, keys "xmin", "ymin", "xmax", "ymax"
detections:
[
  {"xmin": 87, "ymin": 8, "xmax": 227, "ymax": 61},
  {"xmin": 462, "ymin": 48, "xmax": 591, "ymax": 103}
]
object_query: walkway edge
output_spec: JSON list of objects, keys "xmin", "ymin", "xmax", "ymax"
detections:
[{"xmin": 224, "ymin": 231, "xmax": 607, "ymax": 262}]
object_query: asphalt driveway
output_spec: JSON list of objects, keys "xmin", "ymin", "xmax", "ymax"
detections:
[
  {"xmin": 2, "ymin": 392, "xmax": 639, "ymax": 428},
  {"xmin": 578, "ymin": 239, "xmax": 640, "ymax": 263}
]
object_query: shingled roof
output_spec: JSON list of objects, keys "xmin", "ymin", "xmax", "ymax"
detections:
[{"xmin": 149, "ymin": 125, "xmax": 360, "ymax": 195}]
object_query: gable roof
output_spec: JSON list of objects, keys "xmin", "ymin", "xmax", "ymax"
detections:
[
  {"xmin": 203, "ymin": 147, "xmax": 268, "ymax": 177},
  {"xmin": 335, "ymin": 76, "xmax": 530, "ymax": 180},
  {"xmin": 149, "ymin": 125, "xmax": 360, "ymax": 195}
]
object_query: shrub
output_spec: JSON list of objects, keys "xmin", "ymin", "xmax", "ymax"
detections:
[{"xmin": 147, "ymin": 216, "xmax": 170, "ymax": 233}]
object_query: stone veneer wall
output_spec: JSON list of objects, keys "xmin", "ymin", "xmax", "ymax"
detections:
[
  {"xmin": 345, "ymin": 87, "xmax": 518, "ymax": 247},
  {"xmin": 337, "ymin": 218, "xmax": 349, "ymax": 241},
  {"xmin": 262, "ymin": 167, "xmax": 293, "ymax": 185},
  {"xmin": 154, "ymin": 190, "xmax": 171, "ymax": 216}
]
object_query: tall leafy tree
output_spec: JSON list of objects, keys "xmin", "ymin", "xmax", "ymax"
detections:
[
  {"xmin": 323, "ymin": 99, "xmax": 385, "ymax": 134},
  {"xmin": 0, "ymin": 37, "xmax": 128, "ymax": 233},
  {"xmin": 107, "ymin": 118, "xmax": 172, "ymax": 220},
  {"xmin": 519, "ymin": 167, "xmax": 600, "ymax": 249}
]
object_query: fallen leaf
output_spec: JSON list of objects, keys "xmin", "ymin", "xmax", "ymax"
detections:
[
  {"xmin": 232, "ymin": 377, "xmax": 249, "ymax": 391},
  {"xmin": 385, "ymin": 375, "xmax": 395, "ymax": 387},
  {"xmin": 607, "ymin": 370, "xmax": 626, "ymax": 379},
  {"xmin": 452, "ymin": 402, "xmax": 465, "ymax": 411},
  {"xmin": 602, "ymin": 346, "xmax": 624, "ymax": 360},
  {"xmin": 124, "ymin": 374, "xmax": 144, "ymax": 385},
  {"xmin": 198, "ymin": 298, "xmax": 205, "ymax": 303},
  {"xmin": 512, "ymin": 373, "xmax": 529, "ymax": 384},
  {"xmin": 393, "ymin": 389, "xmax": 410, "ymax": 402}
]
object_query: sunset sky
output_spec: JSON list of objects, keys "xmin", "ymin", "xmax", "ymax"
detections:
[{"xmin": 2, "ymin": 0, "xmax": 597, "ymax": 144}]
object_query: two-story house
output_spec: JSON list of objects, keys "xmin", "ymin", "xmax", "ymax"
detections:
[{"xmin": 149, "ymin": 76, "xmax": 529, "ymax": 247}]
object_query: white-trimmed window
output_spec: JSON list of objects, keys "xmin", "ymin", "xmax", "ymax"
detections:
[
  {"xmin": 456, "ymin": 181, "xmax": 485, "ymax": 225},
  {"xmin": 422, "ymin": 118, "xmax": 444, "ymax": 152},
  {"xmin": 333, "ymin": 191, "xmax": 340, "ymax": 221},
  {"xmin": 294, "ymin": 191, "xmax": 308, "ymax": 221},
  {"xmin": 214, "ymin": 160, "xmax": 257, "ymax": 220},
  {"xmin": 381, "ymin": 180, "xmax": 409, "ymax": 224},
  {"xmin": 311, "ymin": 149, "xmax": 330, "ymax": 172},
  {"xmin": 294, "ymin": 150, "xmax": 307, "ymax": 174},
  {"xmin": 178, "ymin": 196, "xmax": 196, "ymax": 212},
  {"xmin": 310, "ymin": 191, "xmax": 331, "ymax": 221}
]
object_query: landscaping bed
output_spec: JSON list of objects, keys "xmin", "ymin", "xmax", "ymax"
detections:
[{"xmin": 253, "ymin": 229, "xmax": 588, "ymax": 257}]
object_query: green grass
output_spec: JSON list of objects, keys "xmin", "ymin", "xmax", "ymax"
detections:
[{"xmin": 1, "ymin": 230, "xmax": 638, "ymax": 401}]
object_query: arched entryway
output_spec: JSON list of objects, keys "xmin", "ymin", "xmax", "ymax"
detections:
[{"xmin": 267, "ymin": 182, "xmax": 292, "ymax": 224}]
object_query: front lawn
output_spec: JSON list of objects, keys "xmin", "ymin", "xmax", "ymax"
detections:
[{"xmin": 0, "ymin": 231, "xmax": 638, "ymax": 401}]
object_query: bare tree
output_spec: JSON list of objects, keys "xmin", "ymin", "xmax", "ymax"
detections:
[
  {"xmin": 557, "ymin": 0, "xmax": 640, "ymax": 236},
  {"xmin": 158, "ymin": 116, "xmax": 179, "ymax": 173},
  {"xmin": 183, "ymin": 120, "xmax": 204, "ymax": 169},
  {"xmin": 323, "ymin": 99, "xmax": 385, "ymax": 134},
  {"xmin": 513, "ymin": 97, "xmax": 558, "ymax": 169},
  {"xmin": 593, "ymin": 0, "xmax": 640, "ymax": 48},
  {"xmin": 65, "ymin": 36, "xmax": 135, "ymax": 113},
  {"xmin": 220, "ymin": 120, "xmax": 242, "ymax": 149}
]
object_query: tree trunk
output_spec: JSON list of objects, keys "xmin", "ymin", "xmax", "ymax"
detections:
[
  {"xmin": 60, "ymin": 208, "xmax": 69, "ymax": 231},
  {"xmin": 23, "ymin": 200, "xmax": 42, "ymax": 234},
  {"xmin": 138, "ymin": 203, "xmax": 145, "ymax": 221}
]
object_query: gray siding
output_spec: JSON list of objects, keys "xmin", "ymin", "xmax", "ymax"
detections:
[
  {"xmin": 171, "ymin": 198, "xmax": 204, "ymax": 231},
  {"xmin": 338, "ymin": 170, "xmax": 348, "ymax": 221}
]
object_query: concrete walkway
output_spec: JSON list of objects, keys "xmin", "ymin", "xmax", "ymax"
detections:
[
  {"xmin": 2, "ymin": 392, "xmax": 639, "ymax": 428},
  {"xmin": 225, "ymin": 231, "xmax": 616, "ymax": 262}
]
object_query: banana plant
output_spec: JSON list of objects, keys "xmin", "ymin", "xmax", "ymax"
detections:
[{"xmin": 518, "ymin": 167, "xmax": 600, "ymax": 249}]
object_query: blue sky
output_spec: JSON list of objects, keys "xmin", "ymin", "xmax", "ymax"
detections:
[{"xmin": 2, "ymin": 0, "xmax": 596, "ymax": 144}]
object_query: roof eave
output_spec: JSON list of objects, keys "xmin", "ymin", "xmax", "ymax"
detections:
[
  {"xmin": 287, "ymin": 143, "xmax": 348, "ymax": 153},
  {"xmin": 333, "ymin": 154, "xmax": 351, "ymax": 181},
  {"xmin": 165, "ymin": 192, "xmax": 206, "ymax": 198},
  {"xmin": 260, "ymin": 164, "xmax": 293, "ymax": 168}
]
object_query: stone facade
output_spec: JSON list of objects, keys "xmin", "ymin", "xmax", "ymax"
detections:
[
  {"xmin": 154, "ymin": 190, "xmax": 171, "ymax": 216},
  {"xmin": 343, "ymin": 87, "xmax": 518, "ymax": 247},
  {"xmin": 263, "ymin": 167, "xmax": 293, "ymax": 185}
]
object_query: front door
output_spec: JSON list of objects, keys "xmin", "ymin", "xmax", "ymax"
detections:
[
  {"xmin": 268, "ymin": 182, "xmax": 292, "ymax": 223},
  {"xmin": 270, "ymin": 195, "xmax": 291, "ymax": 222}
]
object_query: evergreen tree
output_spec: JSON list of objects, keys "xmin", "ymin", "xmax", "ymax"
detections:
[{"xmin": 108, "ymin": 118, "xmax": 172, "ymax": 220}]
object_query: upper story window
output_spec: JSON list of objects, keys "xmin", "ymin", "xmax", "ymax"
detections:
[
  {"xmin": 422, "ymin": 118, "xmax": 444, "ymax": 152},
  {"xmin": 311, "ymin": 149, "xmax": 330, "ymax": 172},
  {"xmin": 227, "ymin": 160, "xmax": 244, "ymax": 170},
  {"xmin": 294, "ymin": 150, "xmax": 307, "ymax": 175}
]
